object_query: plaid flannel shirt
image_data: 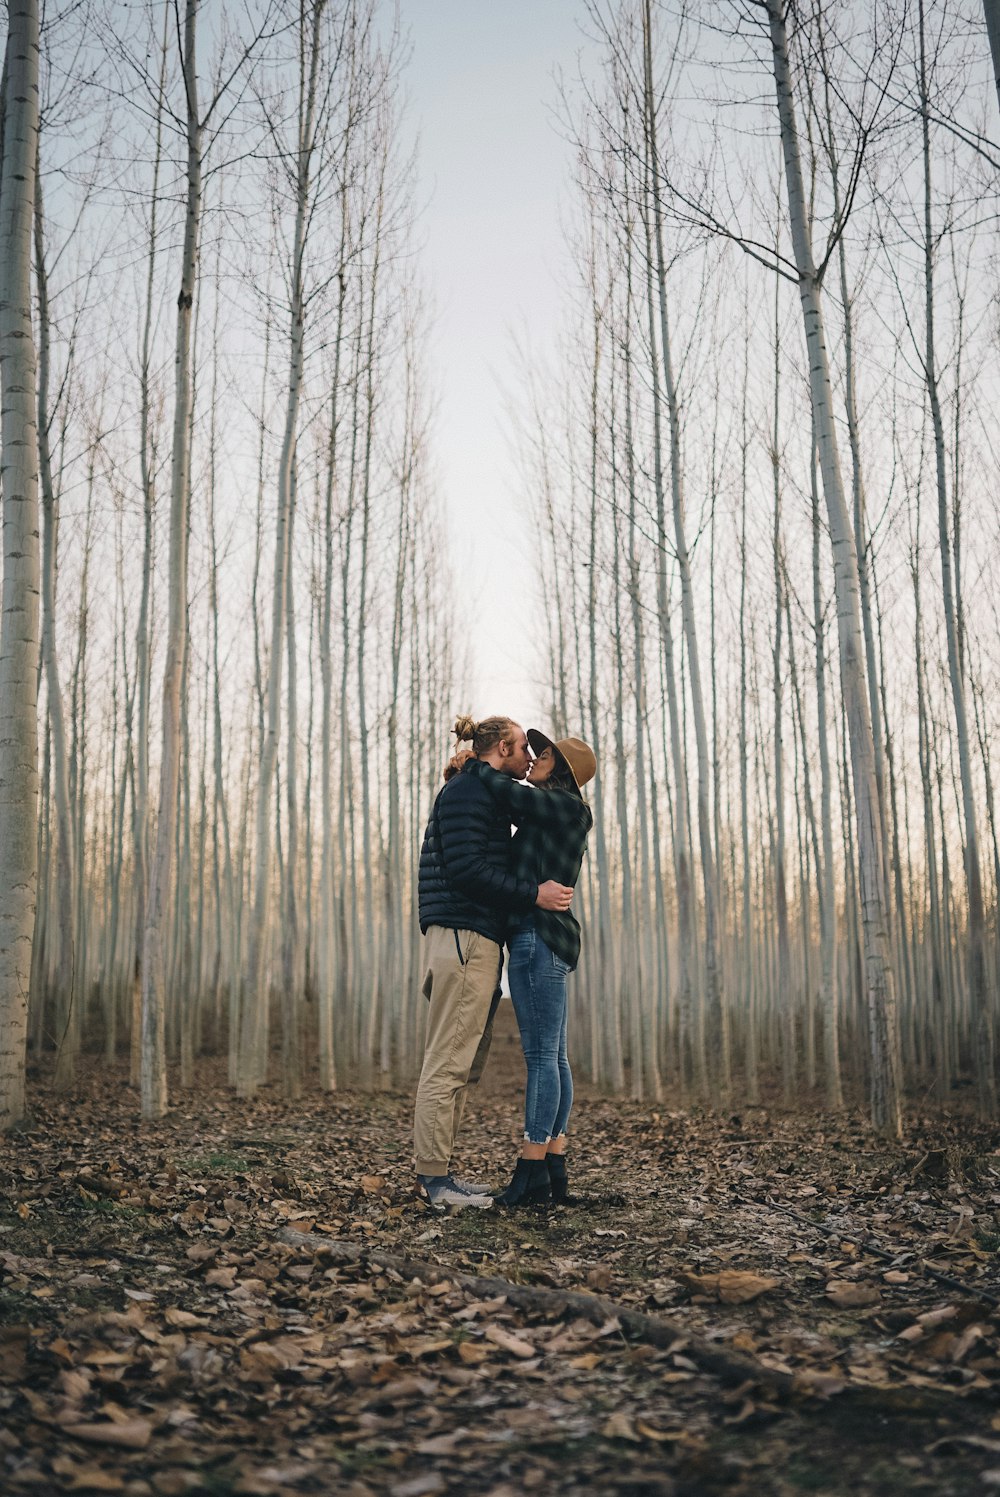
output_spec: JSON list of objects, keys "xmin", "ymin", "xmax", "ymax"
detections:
[{"xmin": 465, "ymin": 759, "xmax": 593, "ymax": 971}]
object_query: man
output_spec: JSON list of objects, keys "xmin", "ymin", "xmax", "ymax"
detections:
[{"xmin": 414, "ymin": 714, "xmax": 573, "ymax": 1209}]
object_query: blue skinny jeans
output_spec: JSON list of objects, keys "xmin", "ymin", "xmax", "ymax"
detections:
[{"xmin": 507, "ymin": 922, "xmax": 573, "ymax": 1144}]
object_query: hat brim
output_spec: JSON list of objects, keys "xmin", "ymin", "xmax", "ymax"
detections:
[{"xmin": 527, "ymin": 728, "xmax": 580, "ymax": 789}]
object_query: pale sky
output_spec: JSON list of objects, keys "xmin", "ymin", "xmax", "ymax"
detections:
[{"xmin": 398, "ymin": 0, "xmax": 592, "ymax": 731}]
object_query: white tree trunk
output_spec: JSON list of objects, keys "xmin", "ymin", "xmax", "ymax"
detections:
[
  {"xmin": 623, "ymin": 242, "xmax": 662, "ymax": 1100},
  {"xmin": 318, "ymin": 222, "xmax": 349, "ymax": 1093},
  {"xmin": 918, "ymin": 0, "xmax": 995, "ymax": 1115},
  {"xmin": 34, "ymin": 166, "xmax": 76, "ymax": 1090},
  {"xmin": 811, "ymin": 436, "xmax": 842, "ymax": 1107},
  {"xmin": 639, "ymin": 66, "xmax": 695, "ymax": 1093},
  {"xmin": 0, "ymin": 0, "xmax": 41, "ymax": 1132},
  {"xmin": 739, "ymin": 388, "xmax": 759, "ymax": 1102},
  {"xmin": 764, "ymin": 0, "xmax": 901, "ymax": 1136},
  {"xmin": 131, "ymin": 0, "xmax": 169, "ymax": 1090},
  {"xmin": 141, "ymin": 0, "xmax": 201, "ymax": 1121},
  {"xmin": 238, "ymin": 0, "xmax": 324, "ymax": 1097},
  {"xmin": 769, "ymin": 299, "xmax": 794, "ymax": 1100},
  {"xmin": 640, "ymin": 2, "xmax": 703, "ymax": 1101}
]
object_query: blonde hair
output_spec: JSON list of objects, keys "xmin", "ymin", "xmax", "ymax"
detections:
[{"xmin": 443, "ymin": 714, "xmax": 518, "ymax": 780}]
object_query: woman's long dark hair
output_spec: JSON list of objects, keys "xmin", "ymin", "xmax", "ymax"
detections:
[{"xmin": 543, "ymin": 756, "xmax": 582, "ymax": 798}]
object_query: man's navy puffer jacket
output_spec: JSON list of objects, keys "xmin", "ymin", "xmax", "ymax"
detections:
[{"xmin": 418, "ymin": 759, "xmax": 538, "ymax": 944}]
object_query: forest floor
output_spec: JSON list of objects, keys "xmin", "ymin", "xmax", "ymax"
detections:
[{"xmin": 3, "ymin": 1006, "xmax": 1000, "ymax": 1497}]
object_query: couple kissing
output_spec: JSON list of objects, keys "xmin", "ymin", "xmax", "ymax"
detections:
[{"xmin": 413, "ymin": 714, "xmax": 596, "ymax": 1210}]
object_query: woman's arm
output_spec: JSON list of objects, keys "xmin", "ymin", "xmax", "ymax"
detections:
[{"xmin": 467, "ymin": 759, "xmax": 583, "ymax": 829}]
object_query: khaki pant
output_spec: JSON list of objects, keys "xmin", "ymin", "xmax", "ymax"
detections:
[{"xmin": 413, "ymin": 926, "xmax": 503, "ymax": 1177}]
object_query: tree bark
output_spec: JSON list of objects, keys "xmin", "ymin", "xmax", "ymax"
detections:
[
  {"xmin": 141, "ymin": 0, "xmax": 202, "ymax": 1120},
  {"xmin": 33, "ymin": 162, "xmax": 76, "ymax": 1091},
  {"xmin": 763, "ymin": 0, "xmax": 901, "ymax": 1136},
  {"xmin": 643, "ymin": 0, "xmax": 720, "ymax": 1095},
  {"xmin": 239, "ymin": 0, "xmax": 324, "ymax": 1097},
  {"xmin": 917, "ymin": 0, "xmax": 996, "ymax": 1116},
  {"xmin": 638, "ymin": 39, "xmax": 695, "ymax": 1093},
  {"xmin": 0, "ymin": 0, "xmax": 41, "ymax": 1132}
]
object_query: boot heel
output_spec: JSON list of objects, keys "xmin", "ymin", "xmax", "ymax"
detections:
[
  {"xmin": 495, "ymin": 1157, "xmax": 552, "ymax": 1208},
  {"xmin": 546, "ymin": 1154, "xmax": 569, "ymax": 1204}
]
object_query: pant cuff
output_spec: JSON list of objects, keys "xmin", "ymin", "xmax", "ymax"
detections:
[{"xmin": 416, "ymin": 1159, "xmax": 449, "ymax": 1178}]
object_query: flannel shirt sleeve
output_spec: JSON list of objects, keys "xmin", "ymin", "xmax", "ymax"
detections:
[{"xmin": 470, "ymin": 760, "xmax": 583, "ymax": 832}]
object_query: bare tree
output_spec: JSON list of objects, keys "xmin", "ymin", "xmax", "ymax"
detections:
[
  {"xmin": 239, "ymin": 0, "xmax": 331, "ymax": 1097},
  {"xmin": 0, "ymin": 0, "xmax": 41, "ymax": 1131},
  {"xmin": 141, "ymin": 0, "xmax": 202, "ymax": 1120},
  {"xmin": 760, "ymin": 0, "xmax": 901, "ymax": 1135}
]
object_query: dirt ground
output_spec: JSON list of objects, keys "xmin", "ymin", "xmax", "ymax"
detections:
[{"xmin": 2, "ymin": 1004, "xmax": 1000, "ymax": 1496}]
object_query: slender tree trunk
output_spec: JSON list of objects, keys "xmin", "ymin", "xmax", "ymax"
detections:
[
  {"xmin": 584, "ymin": 254, "xmax": 621, "ymax": 1091},
  {"xmin": 34, "ymin": 165, "xmax": 77, "ymax": 1090},
  {"xmin": 141, "ymin": 0, "xmax": 202, "ymax": 1121},
  {"xmin": 318, "ymin": 242, "xmax": 349, "ymax": 1093},
  {"xmin": 917, "ymin": 0, "xmax": 995, "ymax": 1115},
  {"xmin": 785, "ymin": 574, "xmax": 820, "ymax": 1092},
  {"xmin": 643, "ymin": 0, "xmax": 720, "ymax": 1095},
  {"xmin": 281, "ymin": 466, "xmax": 301, "ymax": 1100},
  {"xmin": 770, "ymin": 294, "xmax": 794, "ymax": 1101},
  {"xmin": 638, "ymin": 46, "xmax": 695, "ymax": 1093},
  {"xmin": 357, "ymin": 176, "xmax": 385, "ymax": 1072},
  {"xmin": 764, "ymin": 0, "xmax": 901, "ymax": 1135},
  {"xmin": 0, "ymin": 0, "xmax": 41, "ymax": 1132},
  {"xmin": 239, "ymin": 0, "xmax": 324, "ymax": 1097},
  {"xmin": 623, "ymin": 237, "xmax": 662, "ymax": 1101},
  {"xmin": 69, "ymin": 452, "xmax": 94, "ymax": 1072},
  {"xmin": 383, "ymin": 328, "xmax": 416, "ymax": 1078},
  {"xmin": 739, "ymin": 384, "xmax": 758, "ymax": 1103},
  {"xmin": 812, "ymin": 433, "xmax": 842, "ymax": 1107}
]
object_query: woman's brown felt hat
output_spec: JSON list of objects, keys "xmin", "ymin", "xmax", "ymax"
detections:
[{"xmin": 527, "ymin": 729, "xmax": 597, "ymax": 789}]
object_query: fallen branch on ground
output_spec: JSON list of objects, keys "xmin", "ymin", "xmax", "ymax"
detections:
[
  {"xmin": 759, "ymin": 1194, "xmax": 1000, "ymax": 1310},
  {"xmin": 277, "ymin": 1226, "xmax": 983, "ymax": 1413}
]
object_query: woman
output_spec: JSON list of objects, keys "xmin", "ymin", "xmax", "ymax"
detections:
[{"xmin": 464, "ymin": 730, "xmax": 596, "ymax": 1207}]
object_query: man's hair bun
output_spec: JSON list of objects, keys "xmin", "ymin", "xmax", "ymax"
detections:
[{"xmin": 453, "ymin": 714, "xmax": 477, "ymax": 742}]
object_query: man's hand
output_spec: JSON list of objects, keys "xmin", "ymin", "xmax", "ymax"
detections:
[{"xmin": 535, "ymin": 880, "xmax": 574, "ymax": 912}]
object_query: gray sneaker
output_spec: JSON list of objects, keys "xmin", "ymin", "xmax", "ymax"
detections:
[
  {"xmin": 451, "ymin": 1174, "xmax": 493, "ymax": 1197},
  {"xmin": 417, "ymin": 1174, "xmax": 493, "ymax": 1210}
]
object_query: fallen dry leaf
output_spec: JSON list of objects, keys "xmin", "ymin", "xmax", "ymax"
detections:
[
  {"xmin": 717, "ymin": 1270, "xmax": 781, "ymax": 1304},
  {"xmin": 0, "ymin": 1325, "xmax": 29, "ymax": 1382},
  {"xmin": 61, "ymin": 1419, "xmax": 153, "ymax": 1450},
  {"xmin": 389, "ymin": 1473, "xmax": 445, "ymax": 1497},
  {"xmin": 586, "ymin": 1265, "xmax": 613, "ymax": 1292},
  {"xmin": 483, "ymin": 1324, "xmax": 535, "ymax": 1358},
  {"xmin": 568, "ymin": 1351, "xmax": 602, "ymax": 1370},
  {"xmin": 204, "ymin": 1266, "xmax": 237, "ymax": 1289},
  {"xmin": 675, "ymin": 1268, "xmax": 779, "ymax": 1304},
  {"xmin": 601, "ymin": 1410, "xmax": 640, "ymax": 1441},
  {"xmin": 163, "ymin": 1308, "xmax": 209, "ymax": 1328},
  {"xmin": 65, "ymin": 1465, "xmax": 126, "ymax": 1491},
  {"xmin": 825, "ymin": 1280, "xmax": 880, "ymax": 1309}
]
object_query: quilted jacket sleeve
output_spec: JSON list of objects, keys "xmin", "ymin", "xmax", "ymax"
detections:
[{"xmin": 436, "ymin": 773, "xmax": 538, "ymax": 911}]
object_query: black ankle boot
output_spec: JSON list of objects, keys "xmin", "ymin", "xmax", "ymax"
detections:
[
  {"xmin": 546, "ymin": 1153, "xmax": 568, "ymax": 1204},
  {"xmin": 494, "ymin": 1157, "xmax": 551, "ymax": 1207}
]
